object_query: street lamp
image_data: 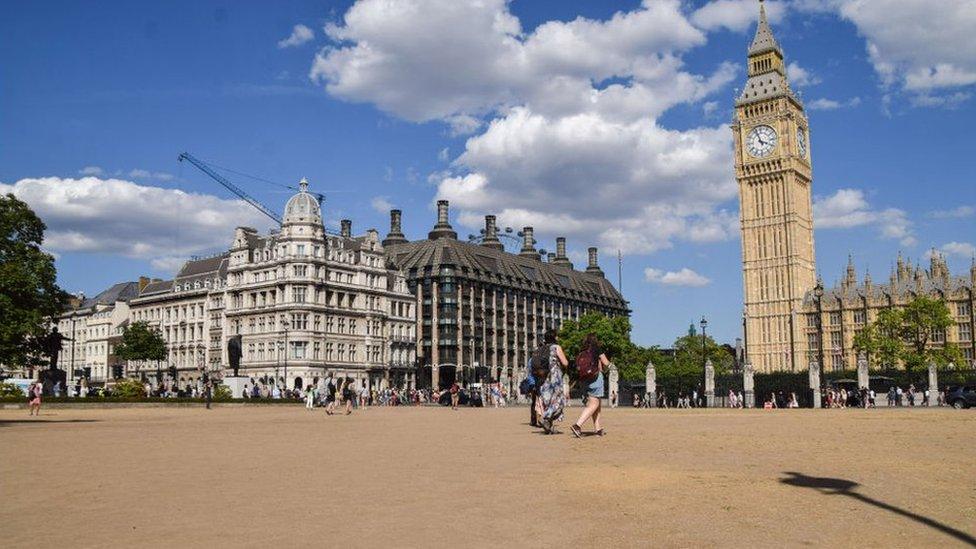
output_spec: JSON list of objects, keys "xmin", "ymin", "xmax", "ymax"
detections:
[
  {"xmin": 281, "ymin": 315, "xmax": 289, "ymax": 390},
  {"xmin": 814, "ymin": 280, "xmax": 825, "ymax": 391},
  {"xmin": 700, "ymin": 316, "xmax": 708, "ymax": 407}
]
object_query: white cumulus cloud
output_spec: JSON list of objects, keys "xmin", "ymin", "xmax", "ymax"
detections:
[
  {"xmin": 370, "ymin": 195, "xmax": 395, "ymax": 213},
  {"xmin": 0, "ymin": 177, "xmax": 270, "ymax": 274},
  {"xmin": 79, "ymin": 166, "xmax": 103, "ymax": 176},
  {"xmin": 928, "ymin": 205, "xmax": 975, "ymax": 219},
  {"xmin": 938, "ymin": 241, "xmax": 976, "ymax": 259},
  {"xmin": 797, "ymin": 0, "xmax": 976, "ymax": 106},
  {"xmin": 278, "ymin": 24, "xmax": 314, "ymax": 49},
  {"xmin": 644, "ymin": 267, "xmax": 711, "ymax": 287},
  {"xmin": 691, "ymin": 0, "xmax": 786, "ymax": 32},
  {"xmin": 807, "ymin": 97, "xmax": 861, "ymax": 110},
  {"xmin": 312, "ymin": 0, "xmax": 741, "ymax": 254},
  {"xmin": 787, "ymin": 62, "xmax": 820, "ymax": 87},
  {"xmin": 813, "ymin": 188, "xmax": 915, "ymax": 246}
]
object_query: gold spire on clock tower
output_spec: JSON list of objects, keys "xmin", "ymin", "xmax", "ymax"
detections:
[{"xmin": 734, "ymin": 0, "xmax": 816, "ymax": 372}]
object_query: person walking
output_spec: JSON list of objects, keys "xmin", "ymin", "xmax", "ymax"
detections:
[
  {"xmin": 305, "ymin": 384, "xmax": 315, "ymax": 410},
  {"xmin": 28, "ymin": 380, "xmax": 42, "ymax": 416},
  {"xmin": 204, "ymin": 378, "xmax": 212, "ymax": 410},
  {"xmin": 571, "ymin": 333, "xmax": 611, "ymax": 438},
  {"xmin": 342, "ymin": 379, "xmax": 355, "ymax": 415},
  {"xmin": 533, "ymin": 330, "xmax": 568, "ymax": 434},
  {"xmin": 324, "ymin": 373, "xmax": 338, "ymax": 416}
]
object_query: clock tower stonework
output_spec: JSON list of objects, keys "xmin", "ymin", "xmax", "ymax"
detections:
[{"xmin": 733, "ymin": 1, "xmax": 816, "ymax": 372}]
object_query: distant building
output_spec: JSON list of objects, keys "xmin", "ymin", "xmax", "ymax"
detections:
[
  {"xmin": 127, "ymin": 179, "xmax": 416, "ymax": 390},
  {"xmin": 382, "ymin": 200, "xmax": 629, "ymax": 391},
  {"xmin": 802, "ymin": 253, "xmax": 976, "ymax": 371},
  {"xmin": 56, "ymin": 280, "xmax": 143, "ymax": 382},
  {"xmin": 733, "ymin": 2, "xmax": 816, "ymax": 372}
]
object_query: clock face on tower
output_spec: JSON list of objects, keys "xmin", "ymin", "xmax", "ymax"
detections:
[
  {"xmin": 796, "ymin": 128, "xmax": 807, "ymax": 157},
  {"xmin": 746, "ymin": 125, "xmax": 778, "ymax": 158}
]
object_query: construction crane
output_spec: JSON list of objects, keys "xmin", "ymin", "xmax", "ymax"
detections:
[{"xmin": 178, "ymin": 152, "xmax": 282, "ymax": 225}]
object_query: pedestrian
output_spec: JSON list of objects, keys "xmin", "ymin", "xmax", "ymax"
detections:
[
  {"xmin": 788, "ymin": 392, "xmax": 799, "ymax": 408},
  {"xmin": 342, "ymin": 379, "xmax": 355, "ymax": 415},
  {"xmin": 532, "ymin": 329, "xmax": 568, "ymax": 434},
  {"xmin": 204, "ymin": 378, "xmax": 212, "ymax": 409},
  {"xmin": 449, "ymin": 380, "xmax": 461, "ymax": 410},
  {"xmin": 305, "ymin": 384, "xmax": 315, "ymax": 410},
  {"xmin": 610, "ymin": 391, "xmax": 618, "ymax": 408},
  {"xmin": 325, "ymin": 374, "xmax": 338, "ymax": 416},
  {"xmin": 571, "ymin": 333, "xmax": 610, "ymax": 438},
  {"xmin": 28, "ymin": 380, "xmax": 42, "ymax": 416}
]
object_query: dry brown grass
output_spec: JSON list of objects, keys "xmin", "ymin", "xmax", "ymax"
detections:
[{"xmin": 1, "ymin": 405, "xmax": 973, "ymax": 548}]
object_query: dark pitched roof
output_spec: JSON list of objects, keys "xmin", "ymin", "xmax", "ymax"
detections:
[
  {"xmin": 173, "ymin": 253, "xmax": 229, "ymax": 288},
  {"xmin": 140, "ymin": 279, "xmax": 173, "ymax": 296},
  {"xmin": 385, "ymin": 238, "xmax": 627, "ymax": 308},
  {"xmin": 80, "ymin": 281, "xmax": 141, "ymax": 308}
]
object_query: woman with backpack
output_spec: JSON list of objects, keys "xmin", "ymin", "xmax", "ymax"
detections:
[
  {"xmin": 28, "ymin": 380, "xmax": 42, "ymax": 416},
  {"xmin": 571, "ymin": 333, "xmax": 611, "ymax": 438},
  {"xmin": 533, "ymin": 329, "xmax": 569, "ymax": 434}
]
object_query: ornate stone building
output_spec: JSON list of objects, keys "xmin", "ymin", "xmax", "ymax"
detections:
[
  {"xmin": 382, "ymin": 200, "xmax": 629, "ymax": 391},
  {"xmin": 802, "ymin": 254, "xmax": 976, "ymax": 371},
  {"xmin": 56, "ymin": 281, "xmax": 143, "ymax": 382},
  {"xmin": 733, "ymin": 1, "xmax": 816, "ymax": 372},
  {"xmin": 127, "ymin": 180, "xmax": 416, "ymax": 390}
]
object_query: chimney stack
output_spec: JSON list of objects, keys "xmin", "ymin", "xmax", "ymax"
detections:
[
  {"xmin": 519, "ymin": 227, "xmax": 538, "ymax": 259},
  {"xmin": 481, "ymin": 215, "xmax": 504, "ymax": 251},
  {"xmin": 552, "ymin": 236, "xmax": 573, "ymax": 268},
  {"xmin": 428, "ymin": 200, "xmax": 458, "ymax": 240},
  {"xmin": 340, "ymin": 219, "xmax": 352, "ymax": 238},
  {"xmin": 547, "ymin": 252, "xmax": 556, "ymax": 263},
  {"xmin": 585, "ymin": 247, "xmax": 604, "ymax": 277},
  {"xmin": 382, "ymin": 209, "xmax": 408, "ymax": 247}
]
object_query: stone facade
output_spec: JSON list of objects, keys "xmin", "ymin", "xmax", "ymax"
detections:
[
  {"xmin": 56, "ymin": 281, "xmax": 142, "ymax": 382},
  {"xmin": 119, "ymin": 180, "xmax": 416, "ymax": 390},
  {"xmin": 801, "ymin": 253, "xmax": 976, "ymax": 371},
  {"xmin": 733, "ymin": 2, "xmax": 816, "ymax": 373},
  {"xmin": 382, "ymin": 201, "xmax": 629, "ymax": 391}
]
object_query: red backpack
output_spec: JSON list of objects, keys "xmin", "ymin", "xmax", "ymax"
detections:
[{"xmin": 576, "ymin": 347, "xmax": 599, "ymax": 382}]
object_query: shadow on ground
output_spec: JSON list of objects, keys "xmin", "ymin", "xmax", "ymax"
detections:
[
  {"xmin": 0, "ymin": 419, "xmax": 100, "ymax": 427},
  {"xmin": 780, "ymin": 471, "xmax": 976, "ymax": 547}
]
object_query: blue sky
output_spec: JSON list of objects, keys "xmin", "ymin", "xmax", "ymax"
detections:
[{"xmin": 2, "ymin": 0, "xmax": 974, "ymax": 347}]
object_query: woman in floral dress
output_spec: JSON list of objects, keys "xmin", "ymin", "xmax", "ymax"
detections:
[{"xmin": 537, "ymin": 329, "xmax": 569, "ymax": 434}]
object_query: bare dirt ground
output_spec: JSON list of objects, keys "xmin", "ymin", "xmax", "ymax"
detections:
[{"xmin": 1, "ymin": 405, "xmax": 974, "ymax": 548}]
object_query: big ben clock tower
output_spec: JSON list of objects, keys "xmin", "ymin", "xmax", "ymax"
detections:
[{"xmin": 734, "ymin": 0, "xmax": 816, "ymax": 372}]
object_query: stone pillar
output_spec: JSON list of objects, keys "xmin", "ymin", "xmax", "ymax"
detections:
[
  {"xmin": 808, "ymin": 361, "xmax": 822, "ymax": 409},
  {"xmin": 608, "ymin": 362, "xmax": 618, "ymax": 404},
  {"xmin": 927, "ymin": 362, "xmax": 939, "ymax": 407},
  {"xmin": 743, "ymin": 361, "xmax": 755, "ymax": 409},
  {"xmin": 704, "ymin": 359, "xmax": 715, "ymax": 408},
  {"xmin": 431, "ymin": 282, "xmax": 439, "ymax": 390},
  {"xmin": 857, "ymin": 352, "xmax": 869, "ymax": 390},
  {"xmin": 645, "ymin": 360, "xmax": 656, "ymax": 407}
]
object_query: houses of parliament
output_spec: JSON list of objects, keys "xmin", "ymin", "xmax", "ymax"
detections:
[{"xmin": 734, "ymin": 2, "xmax": 975, "ymax": 373}]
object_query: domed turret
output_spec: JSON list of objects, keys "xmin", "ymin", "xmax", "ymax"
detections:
[{"xmin": 283, "ymin": 177, "xmax": 321, "ymax": 226}]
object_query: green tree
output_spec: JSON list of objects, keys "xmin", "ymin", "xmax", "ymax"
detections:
[
  {"xmin": 899, "ymin": 296, "xmax": 955, "ymax": 370},
  {"xmin": 557, "ymin": 312, "xmax": 632, "ymax": 361},
  {"xmin": 852, "ymin": 296, "xmax": 957, "ymax": 371},
  {"xmin": 0, "ymin": 194, "xmax": 69, "ymax": 368},
  {"xmin": 114, "ymin": 321, "xmax": 167, "ymax": 364}
]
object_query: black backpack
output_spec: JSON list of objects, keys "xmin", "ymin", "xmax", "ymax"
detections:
[{"xmin": 531, "ymin": 343, "xmax": 550, "ymax": 381}]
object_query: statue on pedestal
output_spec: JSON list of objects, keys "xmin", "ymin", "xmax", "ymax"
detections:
[{"xmin": 227, "ymin": 335, "xmax": 243, "ymax": 377}]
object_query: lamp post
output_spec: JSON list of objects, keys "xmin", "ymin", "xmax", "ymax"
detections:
[
  {"xmin": 814, "ymin": 281, "xmax": 825, "ymax": 390},
  {"xmin": 282, "ymin": 316, "xmax": 289, "ymax": 390},
  {"xmin": 700, "ymin": 316, "xmax": 708, "ymax": 407}
]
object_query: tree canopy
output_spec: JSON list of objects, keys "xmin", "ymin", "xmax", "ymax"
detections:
[
  {"xmin": 114, "ymin": 321, "xmax": 167, "ymax": 363},
  {"xmin": 853, "ymin": 295, "xmax": 962, "ymax": 371},
  {"xmin": 0, "ymin": 194, "xmax": 69, "ymax": 368}
]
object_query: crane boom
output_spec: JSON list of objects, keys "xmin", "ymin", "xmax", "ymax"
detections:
[{"xmin": 178, "ymin": 152, "xmax": 282, "ymax": 225}]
